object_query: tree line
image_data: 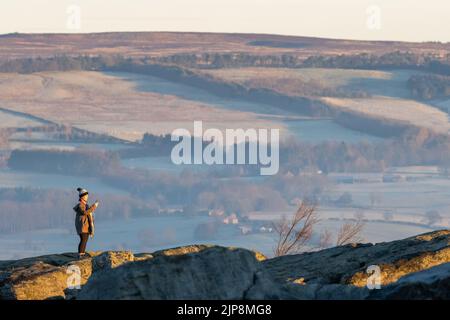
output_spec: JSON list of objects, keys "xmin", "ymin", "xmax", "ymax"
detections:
[
  {"xmin": 1, "ymin": 51, "xmax": 448, "ymax": 76},
  {"xmin": 145, "ymin": 51, "xmax": 450, "ymax": 75},
  {"xmin": 408, "ymin": 74, "xmax": 450, "ymax": 100}
]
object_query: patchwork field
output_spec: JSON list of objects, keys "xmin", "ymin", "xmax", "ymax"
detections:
[
  {"xmin": 0, "ymin": 70, "xmax": 381, "ymax": 144},
  {"xmin": 0, "ymin": 71, "xmax": 281, "ymax": 141},
  {"xmin": 201, "ymin": 67, "xmax": 450, "ymax": 133}
]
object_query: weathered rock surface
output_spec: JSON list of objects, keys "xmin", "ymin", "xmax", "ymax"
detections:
[
  {"xmin": 368, "ymin": 262, "xmax": 450, "ymax": 300},
  {"xmin": 78, "ymin": 246, "xmax": 266, "ymax": 300},
  {"xmin": 263, "ymin": 230, "xmax": 450, "ymax": 287},
  {"xmin": 0, "ymin": 230, "xmax": 449, "ymax": 300},
  {"xmin": 0, "ymin": 251, "xmax": 137, "ymax": 300}
]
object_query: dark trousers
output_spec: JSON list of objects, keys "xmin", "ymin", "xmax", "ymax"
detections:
[{"xmin": 78, "ymin": 233, "xmax": 89, "ymax": 254}]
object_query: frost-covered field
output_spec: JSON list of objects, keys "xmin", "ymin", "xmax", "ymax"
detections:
[
  {"xmin": 329, "ymin": 176, "xmax": 450, "ymax": 216},
  {"xmin": 8, "ymin": 140, "xmax": 126, "ymax": 152},
  {"xmin": 284, "ymin": 119, "xmax": 381, "ymax": 143},
  {"xmin": 108, "ymin": 72, "xmax": 381, "ymax": 143},
  {"xmin": 0, "ymin": 71, "xmax": 280, "ymax": 142},
  {"xmin": 202, "ymin": 67, "xmax": 450, "ymax": 133},
  {"xmin": 201, "ymin": 68, "xmax": 422, "ymax": 99},
  {"xmin": 0, "ymin": 110, "xmax": 45, "ymax": 129},
  {"xmin": 0, "ymin": 71, "xmax": 383, "ymax": 144}
]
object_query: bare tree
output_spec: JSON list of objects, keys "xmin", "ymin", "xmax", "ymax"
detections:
[
  {"xmin": 273, "ymin": 201, "xmax": 319, "ymax": 257},
  {"xmin": 336, "ymin": 218, "xmax": 365, "ymax": 246}
]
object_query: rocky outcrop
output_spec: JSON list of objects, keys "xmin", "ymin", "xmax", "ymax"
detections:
[
  {"xmin": 0, "ymin": 251, "xmax": 137, "ymax": 300},
  {"xmin": 262, "ymin": 230, "xmax": 450, "ymax": 288},
  {"xmin": 1, "ymin": 230, "xmax": 449, "ymax": 300},
  {"xmin": 78, "ymin": 246, "xmax": 267, "ymax": 300},
  {"xmin": 367, "ymin": 262, "xmax": 450, "ymax": 299}
]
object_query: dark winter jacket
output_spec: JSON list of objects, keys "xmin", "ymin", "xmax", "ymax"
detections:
[{"xmin": 73, "ymin": 202, "xmax": 96, "ymax": 235}]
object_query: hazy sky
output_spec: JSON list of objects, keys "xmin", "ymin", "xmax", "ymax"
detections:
[{"xmin": 0, "ymin": 0, "xmax": 448, "ymax": 42}]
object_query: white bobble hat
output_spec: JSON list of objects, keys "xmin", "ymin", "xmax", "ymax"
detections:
[{"xmin": 77, "ymin": 187, "xmax": 89, "ymax": 198}]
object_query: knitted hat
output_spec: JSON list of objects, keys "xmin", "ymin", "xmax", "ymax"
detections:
[{"xmin": 77, "ymin": 187, "xmax": 89, "ymax": 198}]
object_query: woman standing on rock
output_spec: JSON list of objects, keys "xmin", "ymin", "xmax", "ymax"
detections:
[{"xmin": 73, "ymin": 187, "xmax": 99, "ymax": 258}]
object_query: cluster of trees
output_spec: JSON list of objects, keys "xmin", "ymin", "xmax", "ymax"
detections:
[
  {"xmin": 8, "ymin": 149, "xmax": 121, "ymax": 176},
  {"xmin": 98, "ymin": 166, "xmax": 293, "ymax": 215},
  {"xmin": 3, "ymin": 51, "xmax": 448, "ymax": 75},
  {"xmin": 408, "ymin": 74, "xmax": 450, "ymax": 100},
  {"xmin": 50, "ymin": 125, "xmax": 125, "ymax": 143},
  {"xmin": 119, "ymin": 134, "xmax": 208, "ymax": 159},
  {"xmin": 0, "ymin": 188, "xmax": 74, "ymax": 233},
  {"xmin": 302, "ymin": 52, "xmax": 450, "ymax": 76},
  {"xmin": 144, "ymin": 52, "xmax": 305, "ymax": 69},
  {"xmin": 267, "ymin": 171, "xmax": 331, "ymax": 204},
  {"xmin": 0, "ymin": 55, "xmax": 131, "ymax": 74},
  {"xmin": 16, "ymin": 124, "xmax": 124, "ymax": 143},
  {"xmin": 144, "ymin": 51, "xmax": 450, "ymax": 75},
  {"xmin": 96, "ymin": 156, "xmax": 336, "ymax": 216},
  {"xmin": 280, "ymin": 128, "xmax": 450, "ymax": 174},
  {"xmin": 0, "ymin": 187, "xmax": 161, "ymax": 233},
  {"xmin": 195, "ymin": 182, "xmax": 289, "ymax": 214}
]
